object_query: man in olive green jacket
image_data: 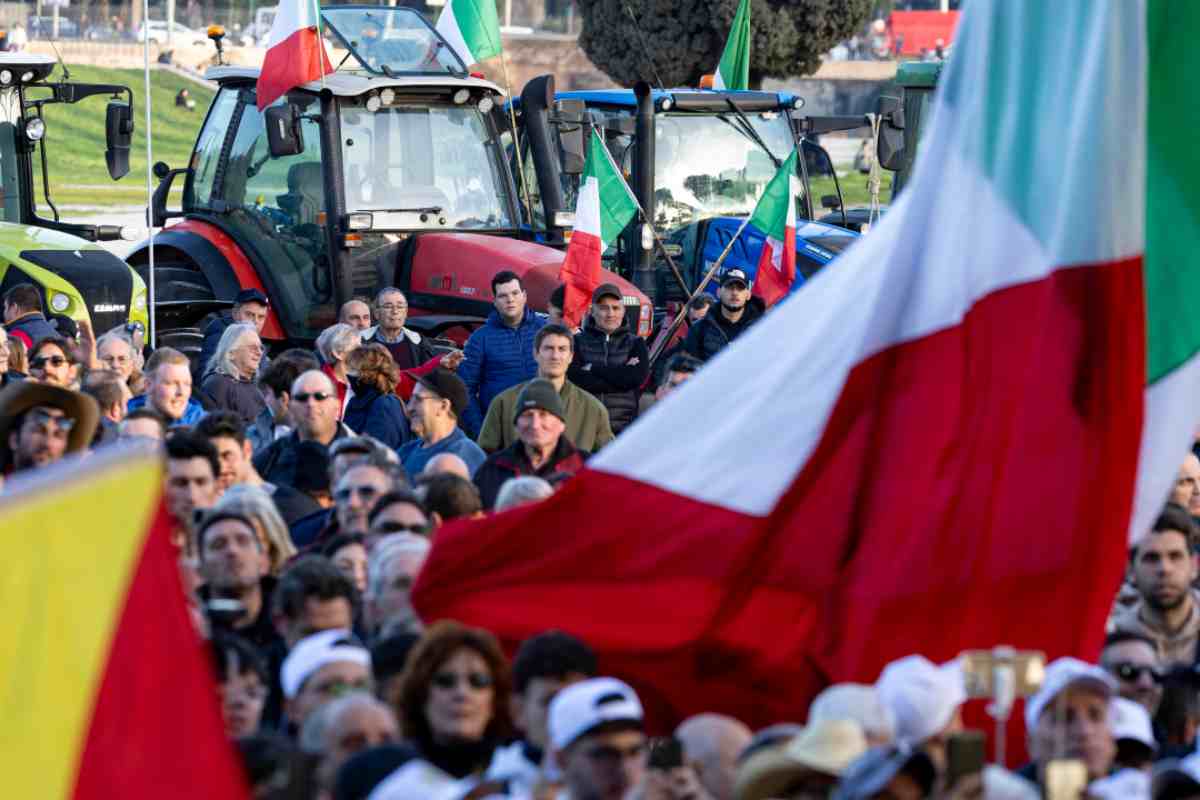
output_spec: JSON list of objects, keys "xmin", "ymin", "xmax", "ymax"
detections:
[{"xmin": 477, "ymin": 323, "xmax": 615, "ymax": 453}]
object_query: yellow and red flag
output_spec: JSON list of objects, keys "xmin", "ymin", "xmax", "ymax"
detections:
[{"xmin": 0, "ymin": 451, "xmax": 249, "ymax": 798}]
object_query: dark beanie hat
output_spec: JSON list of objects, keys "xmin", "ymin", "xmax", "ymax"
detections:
[{"xmin": 513, "ymin": 378, "xmax": 565, "ymax": 424}]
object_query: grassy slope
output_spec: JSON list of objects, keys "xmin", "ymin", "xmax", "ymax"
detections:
[{"xmin": 28, "ymin": 64, "xmax": 214, "ymax": 212}]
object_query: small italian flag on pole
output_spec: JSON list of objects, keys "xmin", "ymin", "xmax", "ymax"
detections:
[
  {"xmin": 257, "ymin": 0, "xmax": 334, "ymax": 110},
  {"xmin": 748, "ymin": 150, "xmax": 799, "ymax": 308},
  {"xmin": 436, "ymin": 0, "xmax": 503, "ymax": 67},
  {"xmin": 558, "ymin": 130, "xmax": 639, "ymax": 328},
  {"xmin": 713, "ymin": 0, "xmax": 751, "ymax": 91}
]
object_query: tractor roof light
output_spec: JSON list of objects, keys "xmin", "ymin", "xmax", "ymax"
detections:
[
  {"xmin": 23, "ymin": 117, "xmax": 45, "ymax": 142},
  {"xmin": 792, "ymin": 97, "xmax": 805, "ymax": 110},
  {"xmin": 0, "ymin": 70, "xmax": 12, "ymax": 86},
  {"xmin": 379, "ymin": 88, "xmax": 395, "ymax": 105},
  {"xmin": 20, "ymin": 71, "xmax": 33, "ymax": 83},
  {"xmin": 365, "ymin": 93, "xmax": 382, "ymax": 113},
  {"xmin": 477, "ymin": 96, "xmax": 494, "ymax": 114},
  {"xmin": 452, "ymin": 88, "xmax": 470, "ymax": 105},
  {"xmin": 657, "ymin": 96, "xmax": 674, "ymax": 111}
]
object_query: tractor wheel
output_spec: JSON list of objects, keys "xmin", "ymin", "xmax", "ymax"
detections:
[{"xmin": 131, "ymin": 257, "xmax": 216, "ymax": 373}]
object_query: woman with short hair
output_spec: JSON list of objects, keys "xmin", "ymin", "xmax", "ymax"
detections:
[{"xmin": 343, "ymin": 342, "xmax": 410, "ymax": 450}]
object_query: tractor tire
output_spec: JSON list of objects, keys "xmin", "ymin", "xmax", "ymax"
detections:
[{"xmin": 131, "ymin": 258, "xmax": 216, "ymax": 373}]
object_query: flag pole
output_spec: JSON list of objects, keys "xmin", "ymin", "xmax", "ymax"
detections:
[
  {"xmin": 498, "ymin": 49, "xmax": 535, "ymax": 226},
  {"xmin": 142, "ymin": 0, "xmax": 156, "ymax": 349},
  {"xmin": 648, "ymin": 212, "xmax": 754, "ymax": 365},
  {"xmin": 313, "ymin": 0, "xmax": 327, "ymax": 90}
]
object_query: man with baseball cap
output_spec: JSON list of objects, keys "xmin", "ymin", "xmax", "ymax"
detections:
[
  {"xmin": 281, "ymin": 628, "xmax": 372, "ymax": 732},
  {"xmin": 0, "ymin": 380, "xmax": 98, "ymax": 474},
  {"xmin": 398, "ymin": 367, "xmax": 485, "ymax": 477},
  {"xmin": 199, "ymin": 288, "xmax": 271, "ymax": 380},
  {"xmin": 473, "ymin": 378, "xmax": 589, "ymax": 509},
  {"xmin": 1018, "ymin": 657, "xmax": 1117, "ymax": 788},
  {"xmin": 477, "ymin": 323, "xmax": 614, "ymax": 454},
  {"xmin": 549, "ymin": 677, "xmax": 647, "ymax": 800},
  {"xmin": 567, "ymin": 283, "xmax": 649, "ymax": 434},
  {"xmin": 683, "ymin": 268, "xmax": 762, "ymax": 362},
  {"xmin": 875, "ymin": 655, "xmax": 966, "ymax": 774}
]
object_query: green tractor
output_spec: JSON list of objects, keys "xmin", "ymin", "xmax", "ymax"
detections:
[
  {"xmin": 875, "ymin": 60, "xmax": 943, "ymax": 199},
  {"xmin": 0, "ymin": 54, "xmax": 148, "ymax": 338}
]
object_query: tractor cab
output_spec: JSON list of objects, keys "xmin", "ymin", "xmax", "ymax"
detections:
[
  {"xmin": 514, "ymin": 80, "xmax": 859, "ymax": 307},
  {"xmin": 0, "ymin": 53, "xmax": 148, "ymax": 337},
  {"xmin": 135, "ymin": 5, "xmax": 647, "ymax": 354}
]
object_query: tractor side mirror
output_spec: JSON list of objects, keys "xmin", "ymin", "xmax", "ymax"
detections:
[
  {"xmin": 265, "ymin": 104, "xmax": 305, "ymax": 158},
  {"xmin": 554, "ymin": 99, "xmax": 587, "ymax": 175},
  {"xmin": 821, "ymin": 194, "xmax": 842, "ymax": 210},
  {"xmin": 876, "ymin": 95, "xmax": 905, "ymax": 172},
  {"xmin": 105, "ymin": 100, "xmax": 133, "ymax": 180}
]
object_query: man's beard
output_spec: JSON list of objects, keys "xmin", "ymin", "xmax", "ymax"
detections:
[
  {"xmin": 721, "ymin": 301, "xmax": 744, "ymax": 314},
  {"xmin": 1145, "ymin": 586, "xmax": 1190, "ymax": 612}
]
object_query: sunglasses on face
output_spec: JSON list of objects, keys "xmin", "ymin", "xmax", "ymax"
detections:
[
  {"xmin": 583, "ymin": 742, "xmax": 647, "ymax": 765},
  {"xmin": 26, "ymin": 410, "xmax": 74, "ymax": 436},
  {"xmin": 294, "ymin": 391, "xmax": 332, "ymax": 403},
  {"xmin": 1112, "ymin": 663, "xmax": 1162, "ymax": 683},
  {"xmin": 431, "ymin": 671, "xmax": 493, "ymax": 691},
  {"xmin": 371, "ymin": 520, "xmax": 430, "ymax": 535},
  {"xmin": 31, "ymin": 355, "xmax": 69, "ymax": 369},
  {"xmin": 335, "ymin": 485, "xmax": 381, "ymax": 503}
]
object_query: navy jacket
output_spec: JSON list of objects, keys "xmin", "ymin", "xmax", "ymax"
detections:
[
  {"xmin": 5, "ymin": 312, "xmax": 58, "ymax": 349},
  {"xmin": 343, "ymin": 383, "xmax": 411, "ymax": 451},
  {"xmin": 458, "ymin": 308, "xmax": 547, "ymax": 436}
]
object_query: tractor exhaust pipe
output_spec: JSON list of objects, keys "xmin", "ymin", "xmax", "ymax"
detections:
[{"xmin": 632, "ymin": 81, "xmax": 657, "ymax": 306}]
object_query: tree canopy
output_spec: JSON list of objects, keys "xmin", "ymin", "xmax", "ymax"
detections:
[{"xmin": 578, "ymin": 0, "xmax": 873, "ymax": 88}]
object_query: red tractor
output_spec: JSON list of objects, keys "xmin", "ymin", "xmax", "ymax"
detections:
[{"xmin": 127, "ymin": 5, "xmax": 649, "ymax": 359}]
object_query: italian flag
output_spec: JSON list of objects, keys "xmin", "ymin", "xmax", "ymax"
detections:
[
  {"xmin": 436, "ymin": 0, "xmax": 503, "ymax": 67},
  {"xmin": 413, "ymin": 0, "xmax": 1200, "ymax": 736},
  {"xmin": 558, "ymin": 129, "xmax": 639, "ymax": 328},
  {"xmin": 713, "ymin": 0, "xmax": 750, "ymax": 91},
  {"xmin": 2, "ymin": 452, "xmax": 249, "ymax": 797},
  {"xmin": 747, "ymin": 150, "xmax": 799, "ymax": 308},
  {"xmin": 257, "ymin": 0, "xmax": 333, "ymax": 111}
]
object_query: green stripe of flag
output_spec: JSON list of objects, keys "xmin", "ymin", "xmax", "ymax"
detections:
[
  {"xmin": 748, "ymin": 150, "xmax": 798, "ymax": 241},
  {"xmin": 716, "ymin": 0, "xmax": 751, "ymax": 91},
  {"xmin": 1145, "ymin": 1, "xmax": 1200, "ymax": 384},
  {"xmin": 584, "ymin": 130, "xmax": 639, "ymax": 244},
  {"xmin": 450, "ymin": 0, "xmax": 502, "ymax": 63}
]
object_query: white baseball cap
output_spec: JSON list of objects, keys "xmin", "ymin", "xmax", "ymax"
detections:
[
  {"xmin": 280, "ymin": 628, "xmax": 371, "ymax": 699},
  {"xmin": 1109, "ymin": 696, "xmax": 1156, "ymax": 750},
  {"xmin": 547, "ymin": 677, "xmax": 644, "ymax": 752},
  {"xmin": 876, "ymin": 656, "xmax": 966, "ymax": 745},
  {"xmin": 1023, "ymin": 657, "xmax": 1116, "ymax": 730},
  {"xmin": 809, "ymin": 683, "xmax": 897, "ymax": 743}
]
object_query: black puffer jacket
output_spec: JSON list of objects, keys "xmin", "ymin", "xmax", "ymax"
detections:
[
  {"xmin": 683, "ymin": 302, "xmax": 763, "ymax": 362},
  {"xmin": 568, "ymin": 318, "xmax": 649, "ymax": 433}
]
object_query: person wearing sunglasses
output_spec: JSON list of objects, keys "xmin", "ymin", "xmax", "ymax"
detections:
[
  {"xmin": 373, "ymin": 621, "xmax": 514, "ymax": 797},
  {"xmin": 366, "ymin": 489, "xmax": 432, "ymax": 546},
  {"xmin": 0, "ymin": 380, "xmax": 99, "ymax": 474},
  {"xmin": 27, "ymin": 336, "xmax": 78, "ymax": 389},
  {"xmin": 253, "ymin": 370, "xmax": 353, "ymax": 489},
  {"xmin": 1100, "ymin": 631, "xmax": 1164, "ymax": 716}
]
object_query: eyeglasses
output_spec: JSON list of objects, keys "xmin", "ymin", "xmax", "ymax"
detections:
[
  {"xmin": 101, "ymin": 354, "xmax": 131, "ymax": 366},
  {"xmin": 31, "ymin": 355, "xmax": 69, "ymax": 369},
  {"xmin": 1111, "ymin": 663, "xmax": 1162, "ymax": 683},
  {"xmin": 379, "ymin": 304, "xmax": 408, "ymax": 312},
  {"xmin": 371, "ymin": 520, "xmax": 430, "ymax": 535},
  {"xmin": 335, "ymin": 484, "xmax": 381, "ymax": 503},
  {"xmin": 431, "ymin": 671, "xmax": 493, "ymax": 691},
  {"xmin": 582, "ymin": 742, "xmax": 647, "ymax": 765},
  {"xmin": 294, "ymin": 391, "xmax": 332, "ymax": 403},
  {"xmin": 26, "ymin": 410, "xmax": 74, "ymax": 437}
]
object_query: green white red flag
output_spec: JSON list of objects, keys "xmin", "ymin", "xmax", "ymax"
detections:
[
  {"xmin": 257, "ymin": 0, "xmax": 333, "ymax": 110},
  {"xmin": 414, "ymin": 0, "xmax": 1200, "ymax": 740},
  {"xmin": 747, "ymin": 150, "xmax": 799, "ymax": 307},
  {"xmin": 558, "ymin": 130, "xmax": 639, "ymax": 328},
  {"xmin": 713, "ymin": 0, "xmax": 751, "ymax": 91},
  {"xmin": 436, "ymin": 0, "xmax": 503, "ymax": 67}
]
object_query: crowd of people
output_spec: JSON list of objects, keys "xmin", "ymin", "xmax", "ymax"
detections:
[{"xmin": 4, "ymin": 268, "xmax": 1200, "ymax": 800}]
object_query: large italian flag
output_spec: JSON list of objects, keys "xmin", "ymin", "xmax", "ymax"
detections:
[
  {"xmin": 1, "ymin": 452, "xmax": 249, "ymax": 798},
  {"xmin": 414, "ymin": 0, "xmax": 1200, "ymax": 731},
  {"xmin": 436, "ymin": 0, "xmax": 503, "ymax": 67},
  {"xmin": 558, "ymin": 129, "xmax": 639, "ymax": 328},
  {"xmin": 712, "ymin": 0, "xmax": 751, "ymax": 91},
  {"xmin": 257, "ymin": 0, "xmax": 333, "ymax": 110}
]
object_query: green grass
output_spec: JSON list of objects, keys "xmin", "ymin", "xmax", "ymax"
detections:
[{"xmin": 27, "ymin": 64, "xmax": 214, "ymax": 212}]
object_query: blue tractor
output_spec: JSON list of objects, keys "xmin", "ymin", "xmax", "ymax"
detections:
[{"xmin": 512, "ymin": 76, "xmax": 861, "ymax": 310}]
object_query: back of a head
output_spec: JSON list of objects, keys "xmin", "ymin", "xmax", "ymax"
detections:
[
  {"xmin": 260, "ymin": 351, "xmax": 319, "ymax": 395},
  {"xmin": 494, "ymin": 475, "xmax": 554, "ymax": 512},
  {"xmin": 82, "ymin": 369, "xmax": 127, "ymax": 411},
  {"xmin": 421, "ymin": 451, "xmax": 470, "ymax": 479},
  {"xmin": 675, "ymin": 712, "xmax": 753, "ymax": 761},
  {"xmin": 3, "ymin": 282, "xmax": 40, "ymax": 314},
  {"xmin": 808, "ymin": 683, "xmax": 896, "ymax": 745},
  {"xmin": 512, "ymin": 630, "xmax": 597, "ymax": 694},
  {"xmin": 418, "ymin": 472, "xmax": 481, "ymax": 521},
  {"xmin": 235, "ymin": 734, "xmax": 306, "ymax": 797}
]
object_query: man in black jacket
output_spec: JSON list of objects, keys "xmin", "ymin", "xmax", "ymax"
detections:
[
  {"xmin": 683, "ymin": 269, "xmax": 763, "ymax": 362},
  {"xmin": 568, "ymin": 283, "xmax": 649, "ymax": 434},
  {"xmin": 198, "ymin": 288, "xmax": 271, "ymax": 379}
]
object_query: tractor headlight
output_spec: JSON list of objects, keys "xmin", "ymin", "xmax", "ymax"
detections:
[
  {"xmin": 49, "ymin": 291, "xmax": 70, "ymax": 313},
  {"xmin": 23, "ymin": 117, "xmax": 45, "ymax": 142},
  {"xmin": 132, "ymin": 292, "xmax": 147, "ymax": 312},
  {"xmin": 0, "ymin": 70, "xmax": 11, "ymax": 86}
]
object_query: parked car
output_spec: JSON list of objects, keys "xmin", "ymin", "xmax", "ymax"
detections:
[
  {"xmin": 27, "ymin": 16, "xmax": 80, "ymax": 40},
  {"xmin": 136, "ymin": 20, "xmax": 208, "ymax": 46}
]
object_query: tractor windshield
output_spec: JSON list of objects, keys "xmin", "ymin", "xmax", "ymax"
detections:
[
  {"xmin": 322, "ymin": 6, "xmax": 465, "ymax": 76},
  {"xmin": 340, "ymin": 103, "xmax": 514, "ymax": 230},
  {"xmin": 0, "ymin": 89, "xmax": 23, "ymax": 222},
  {"xmin": 651, "ymin": 111, "xmax": 798, "ymax": 230}
]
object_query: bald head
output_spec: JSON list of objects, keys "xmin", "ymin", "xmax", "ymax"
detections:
[
  {"xmin": 291, "ymin": 370, "xmax": 341, "ymax": 443},
  {"xmin": 322, "ymin": 692, "xmax": 399, "ymax": 773},
  {"xmin": 422, "ymin": 452, "xmax": 471, "ymax": 479},
  {"xmin": 675, "ymin": 713, "xmax": 752, "ymax": 800}
]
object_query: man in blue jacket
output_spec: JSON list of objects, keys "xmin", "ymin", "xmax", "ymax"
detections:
[{"xmin": 458, "ymin": 270, "xmax": 547, "ymax": 437}]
